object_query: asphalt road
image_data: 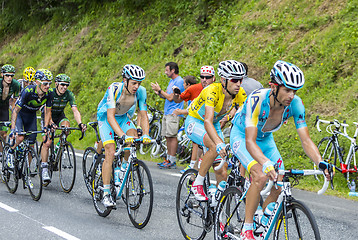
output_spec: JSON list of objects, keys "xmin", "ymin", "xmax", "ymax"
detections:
[{"xmin": 0, "ymin": 151, "xmax": 357, "ymax": 240}]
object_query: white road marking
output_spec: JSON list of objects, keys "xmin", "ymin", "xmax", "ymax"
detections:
[
  {"xmin": 0, "ymin": 201, "xmax": 18, "ymax": 212},
  {"xmin": 43, "ymin": 226, "xmax": 81, "ymax": 240},
  {"xmin": 75, "ymin": 152, "xmax": 83, "ymax": 158}
]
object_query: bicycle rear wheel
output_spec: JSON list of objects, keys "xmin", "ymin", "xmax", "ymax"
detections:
[
  {"xmin": 92, "ymin": 155, "xmax": 112, "ymax": 217},
  {"xmin": 214, "ymin": 186, "xmax": 245, "ymax": 240},
  {"xmin": 2, "ymin": 144, "xmax": 18, "ymax": 193},
  {"xmin": 0, "ymin": 136, "xmax": 6, "ymax": 182},
  {"xmin": 274, "ymin": 199, "xmax": 320, "ymax": 239},
  {"xmin": 176, "ymin": 169, "xmax": 208, "ymax": 240},
  {"xmin": 125, "ymin": 160, "xmax": 154, "ymax": 229},
  {"xmin": 345, "ymin": 148, "xmax": 358, "ymax": 190},
  {"xmin": 59, "ymin": 142, "xmax": 76, "ymax": 193},
  {"xmin": 26, "ymin": 146, "xmax": 43, "ymax": 201},
  {"xmin": 315, "ymin": 137, "xmax": 337, "ymax": 181},
  {"xmin": 82, "ymin": 147, "xmax": 98, "ymax": 195}
]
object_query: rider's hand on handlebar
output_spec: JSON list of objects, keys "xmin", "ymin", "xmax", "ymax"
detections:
[
  {"xmin": 140, "ymin": 134, "xmax": 152, "ymax": 144},
  {"xmin": 318, "ymin": 161, "xmax": 334, "ymax": 181},
  {"xmin": 216, "ymin": 142, "xmax": 227, "ymax": 158},
  {"xmin": 124, "ymin": 135, "xmax": 135, "ymax": 144},
  {"xmin": 262, "ymin": 161, "xmax": 278, "ymax": 181}
]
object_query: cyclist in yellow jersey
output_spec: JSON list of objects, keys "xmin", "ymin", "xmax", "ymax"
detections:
[{"xmin": 185, "ymin": 60, "xmax": 247, "ymax": 201}]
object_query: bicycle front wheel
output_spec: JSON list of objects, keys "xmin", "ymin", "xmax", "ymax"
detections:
[
  {"xmin": 214, "ymin": 186, "xmax": 245, "ymax": 240},
  {"xmin": 274, "ymin": 199, "xmax": 320, "ymax": 240},
  {"xmin": 26, "ymin": 146, "xmax": 43, "ymax": 201},
  {"xmin": 92, "ymin": 155, "xmax": 112, "ymax": 217},
  {"xmin": 82, "ymin": 147, "xmax": 98, "ymax": 195},
  {"xmin": 59, "ymin": 142, "xmax": 76, "ymax": 193},
  {"xmin": 315, "ymin": 137, "xmax": 337, "ymax": 181},
  {"xmin": 2, "ymin": 144, "xmax": 18, "ymax": 193},
  {"xmin": 0, "ymin": 136, "xmax": 6, "ymax": 183},
  {"xmin": 176, "ymin": 169, "xmax": 208, "ymax": 240},
  {"xmin": 125, "ymin": 160, "xmax": 154, "ymax": 229}
]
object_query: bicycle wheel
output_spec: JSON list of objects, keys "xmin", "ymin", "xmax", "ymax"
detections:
[
  {"xmin": 92, "ymin": 155, "xmax": 112, "ymax": 217},
  {"xmin": 151, "ymin": 137, "xmax": 167, "ymax": 158},
  {"xmin": 38, "ymin": 142, "xmax": 53, "ymax": 187},
  {"xmin": 26, "ymin": 146, "xmax": 43, "ymax": 201},
  {"xmin": 345, "ymin": 148, "xmax": 358, "ymax": 190},
  {"xmin": 315, "ymin": 137, "xmax": 337, "ymax": 181},
  {"xmin": 177, "ymin": 135, "xmax": 192, "ymax": 163},
  {"xmin": 176, "ymin": 168, "xmax": 208, "ymax": 240},
  {"xmin": 59, "ymin": 142, "xmax": 76, "ymax": 193},
  {"xmin": 214, "ymin": 186, "xmax": 245, "ymax": 240},
  {"xmin": 2, "ymin": 144, "xmax": 18, "ymax": 193},
  {"xmin": 125, "ymin": 160, "xmax": 154, "ymax": 229},
  {"xmin": 273, "ymin": 199, "xmax": 320, "ymax": 239},
  {"xmin": 139, "ymin": 122, "xmax": 161, "ymax": 155},
  {"xmin": 82, "ymin": 147, "xmax": 98, "ymax": 195},
  {"xmin": 0, "ymin": 136, "xmax": 6, "ymax": 182}
]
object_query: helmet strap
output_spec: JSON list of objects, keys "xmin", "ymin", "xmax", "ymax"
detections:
[
  {"xmin": 270, "ymin": 85, "xmax": 283, "ymax": 107},
  {"xmin": 222, "ymin": 79, "xmax": 236, "ymax": 99},
  {"xmin": 124, "ymin": 78, "xmax": 131, "ymax": 94}
]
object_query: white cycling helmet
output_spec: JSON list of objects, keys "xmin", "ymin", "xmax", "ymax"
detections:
[
  {"xmin": 217, "ymin": 60, "xmax": 246, "ymax": 79},
  {"xmin": 122, "ymin": 64, "xmax": 145, "ymax": 81},
  {"xmin": 270, "ymin": 60, "xmax": 304, "ymax": 90}
]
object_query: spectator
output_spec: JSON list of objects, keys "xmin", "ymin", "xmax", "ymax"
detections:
[{"xmin": 151, "ymin": 62, "xmax": 185, "ymax": 169}]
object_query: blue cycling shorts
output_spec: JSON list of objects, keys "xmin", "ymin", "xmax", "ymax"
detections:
[
  {"xmin": 98, "ymin": 114, "xmax": 136, "ymax": 146},
  {"xmin": 15, "ymin": 110, "xmax": 37, "ymax": 144},
  {"xmin": 230, "ymin": 126, "xmax": 284, "ymax": 173}
]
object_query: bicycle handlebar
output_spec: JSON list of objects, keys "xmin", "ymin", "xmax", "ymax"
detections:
[
  {"xmin": 260, "ymin": 169, "xmax": 329, "ymax": 196},
  {"xmin": 214, "ymin": 144, "xmax": 231, "ymax": 171},
  {"xmin": 56, "ymin": 127, "xmax": 85, "ymax": 140},
  {"xmin": 114, "ymin": 138, "xmax": 158, "ymax": 157},
  {"xmin": 315, "ymin": 115, "xmax": 349, "ymax": 135}
]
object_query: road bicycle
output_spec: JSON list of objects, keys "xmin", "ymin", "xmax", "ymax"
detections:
[
  {"xmin": 1, "ymin": 130, "xmax": 44, "ymax": 201},
  {"xmin": 315, "ymin": 116, "xmax": 358, "ymax": 189},
  {"xmin": 176, "ymin": 145, "xmax": 252, "ymax": 240},
  {"xmin": 0, "ymin": 121, "xmax": 11, "ymax": 182},
  {"xmin": 214, "ymin": 167, "xmax": 330, "ymax": 240},
  {"xmin": 39, "ymin": 126, "xmax": 84, "ymax": 193},
  {"xmin": 82, "ymin": 121, "xmax": 103, "ymax": 195},
  {"xmin": 138, "ymin": 104, "xmax": 163, "ymax": 155},
  {"xmin": 91, "ymin": 135, "xmax": 157, "ymax": 229}
]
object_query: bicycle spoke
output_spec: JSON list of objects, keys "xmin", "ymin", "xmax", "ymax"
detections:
[
  {"xmin": 82, "ymin": 147, "xmax": 98, "ymax": 195},
  {"xmin": 59, "ymin": 143, "xmax": 76, "ymax": 193},
  {"xmin": 26, "ymin": 147, "xmax": 43, "ymax": 201}
]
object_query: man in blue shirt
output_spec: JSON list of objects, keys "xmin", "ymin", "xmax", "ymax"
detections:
[{"xmin": 151, "ymin": 62, "xmax": 185, "ymax": 168}]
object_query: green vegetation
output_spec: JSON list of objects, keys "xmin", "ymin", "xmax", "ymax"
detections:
[{"xmin": 1, "ymin": 0, "xmax": 357, "ymax": 198}]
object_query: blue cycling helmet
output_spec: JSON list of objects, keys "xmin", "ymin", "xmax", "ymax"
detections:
[
  {"xmin": 34, "ymin": 69, "xmax": 47, "ymax": 81},
  {"xmin": 270, "ymin": 60, "xmax": 304, "ymax": 90},
  {"xmin": 121, "ymin": 64, "xmax": 145, "ymax": 81}
]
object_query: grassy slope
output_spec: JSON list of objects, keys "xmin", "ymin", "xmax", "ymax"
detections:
[{"xmin": 1, "ymin": 0, "xmax": 357, "ymax": 198}]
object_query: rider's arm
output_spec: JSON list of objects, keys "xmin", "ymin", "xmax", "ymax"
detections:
[
  {"xmin": 44, "ymin": 107, "xmax": 52, "ymax": 127},
  {"xmin": 107, "ymin": 108, "xmax": 125, "ymax": 137},
  {"xmin": 71, "ymin": 106, "xmax": 82, "ymax": 125},
  {"xmin": 10, "ymin": 105, "xmax": 21, "ymax": 131}
]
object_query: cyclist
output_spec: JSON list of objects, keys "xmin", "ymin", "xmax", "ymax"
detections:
[
  {"xmin": 186, "ymin": 60, "xmax": 247, "ymax": 201},
  {"xmin": 97, "ymin": 64, "xmax": 151, "ymax": 207},
  {"xmin": 230, "ymin": 60, "xmax": 332, "ymax": 240},
  {"xmin": 18, "ymin": 67, "xmax": 36, "ymax": 92},
  {"xmin": 173, "ymin": 66, "xmax": 216, "ymax": 173},
  {"xmin": 7, "ymin": 69, "xmax": 54, "ymax": 171},
  {"xmin": 40, "ymin": 73, "xmax": 87, "ymax": 183},
  {"xmin": 0, "ymin": 64, "xmax": 21, "ymax": 142}
]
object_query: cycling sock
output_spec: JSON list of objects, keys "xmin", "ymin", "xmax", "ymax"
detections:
[
  {"xmin": 194, "ymin": 174, "xmax": 205, "ymax": 185},
  {"xmin": 242, "ymin": 223, "xmax": 254, "ymax": 232},
  {"xmin": 189, "ymin": 160, "xmax": 196, "ymax": 168},
  {"xmin": 170, "ymin": 155, "xmax": 177, "ymax": 163},
  {"xmin": 167, "ymin": 155, "xmax": 174, "ymax": 163},
  {"xmin": 41, "ymin": 162, "xmax": 48, "ymax": 168},
  {"xmin": 103, "ymin": 184, "xmax": 111, "ymax": 195}
]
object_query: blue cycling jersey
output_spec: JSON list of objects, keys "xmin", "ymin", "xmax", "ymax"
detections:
[
  {"xmin": 97, "ymin": 82, "xmax": 147, "ymax": 120},
  {"xmin": 15, "ymin": 85, "xmax": 54, "ymax": 113},
  {"xmin": 232, "ymin": 88, "xmax": 307, "ymax": 139}
]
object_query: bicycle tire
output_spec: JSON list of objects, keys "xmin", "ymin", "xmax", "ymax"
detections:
[
  {"xmin": 126, "ymin": 160, "xmax": 154, "ymax": 229},
  {"xmin": 82, "ymin": 147, "xmax": 98, "ymax": 195},
  {"xmin": 2, "ymin": 144, "xmax": 18, "ymax": 193},
  {"xmin": 26, "ymin": 146, "xmax": 43, "ymax": 201},
  {"xmin": 177, "ymin": 135, "xmax": 192, "ymax": 163},
  {"xmin": 345, "ymin": 147, "xmax": 358, "ymax": 190},
  {"xmin": 59, "ymin": 142, "xmax": 76, "ymax": 193},
  {"xmin": 92, "ymin": 155, "xmax": 112, "ymax": 217},
  {"xmin": 0, "ymin": 136, "xmax": 6, "ymax": 183},
  {"xmin": 39, "ymin": 141, "xmax": 53, "ymax": 187},
  {"xmin": 214, "ymin": 186, "xmax": 245, "ymax": 240},
  {"xmin": 315, "ymin": 137, "xmax": 337, "ymax": 182},
  {"xmin": 273, "ymin": 199, "xmax": 321, "ymax": 240},
  {"xmin": 139, "ymin": 122, "xmax": 161, "ymax": 155},
  {"xmin": 176, "ymin": 168, "xmax": 208, "ymax": 240},
  {"xmin": 151, "ymin": 137, "xmax": 167, "ymax": 158}
]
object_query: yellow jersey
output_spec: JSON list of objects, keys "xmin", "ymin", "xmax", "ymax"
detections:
[{"xmin": 188, "ymin": 83, "xmax": 247, "ymax": 123}]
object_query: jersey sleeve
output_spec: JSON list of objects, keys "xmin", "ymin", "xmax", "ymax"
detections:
[
  {"xmin": 13, "ymin": 80, "xmax": 21, "ymax": 97},
  {"xmin": 291, "ymin": 96, "xmax": 307, "ymax": 129},
  {"xmin": 245, "ymin": 90, "xmax": 264, "ymax": 128},
  {"xmin": 233, "ymin": 87, "xmax": 247, "ymax": 109},
  {"xmin": 68, "ymin": 90, "xmax": 77, "ymax": 107},
  {"xmin": 137, "ymin": 86, "xmax": 147, "ymax": 111},
  {"xmin": 15, "ymin": 87, "xmax": 28, "ymax": 109},
  {"xmin": 106, "ymin": 83, "xmax": 118, "ymax": 109},
  {"xmin": 204, "ymin": 85, "xmax": 218, "ymax": 108},
  {"xmin": 180, "ymin": 88, "xmax": 191, "ymax": 102},
  {"xmin": 46, "ymin": 89, "xmax": 54, "ymax": 108}
]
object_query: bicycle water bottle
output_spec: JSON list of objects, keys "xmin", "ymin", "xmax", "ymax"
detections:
[
  {"xmin": 208, "ymin": 184, "xmax": 218, "ymax": 207},
  {"xmin": 215, "ymin": 181, "xmax": 227, "ymax": 201},
  {"xmin": 54, "ymin": 141, "xmax": 60, "ymax": 154},
  {"xmin": 261, "ymin": 202, "xmax": 275, "ymax": 226},
  {"xmin": 350, "ymin": 179, "xmax": 356, "ymax": 192},
  {"xmin": 119, "ymin": 161, "xmax": 128, "ymax": 182},
  {"xmin": 114, "ymin": 162, "xmax": 121, "ymax": 186}
]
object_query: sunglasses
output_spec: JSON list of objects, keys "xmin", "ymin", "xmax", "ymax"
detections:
[
  {"xmin": 229, "ymin": 78, "xmax": 243, "ymax": 83},
  {"xmin": 200, "ymin": 75, "xmax": 213, "ymax": 79},
  {"xmin": 39, "ymin": 81, "xmax": 51, "ymax": 86},
  {"xmin": 59, "ymin": 83, "xmax": 70, "ymax": 87},
  {"xmin": 4, "ymin": 74, "xmax": 15, "ymax": 77}
]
